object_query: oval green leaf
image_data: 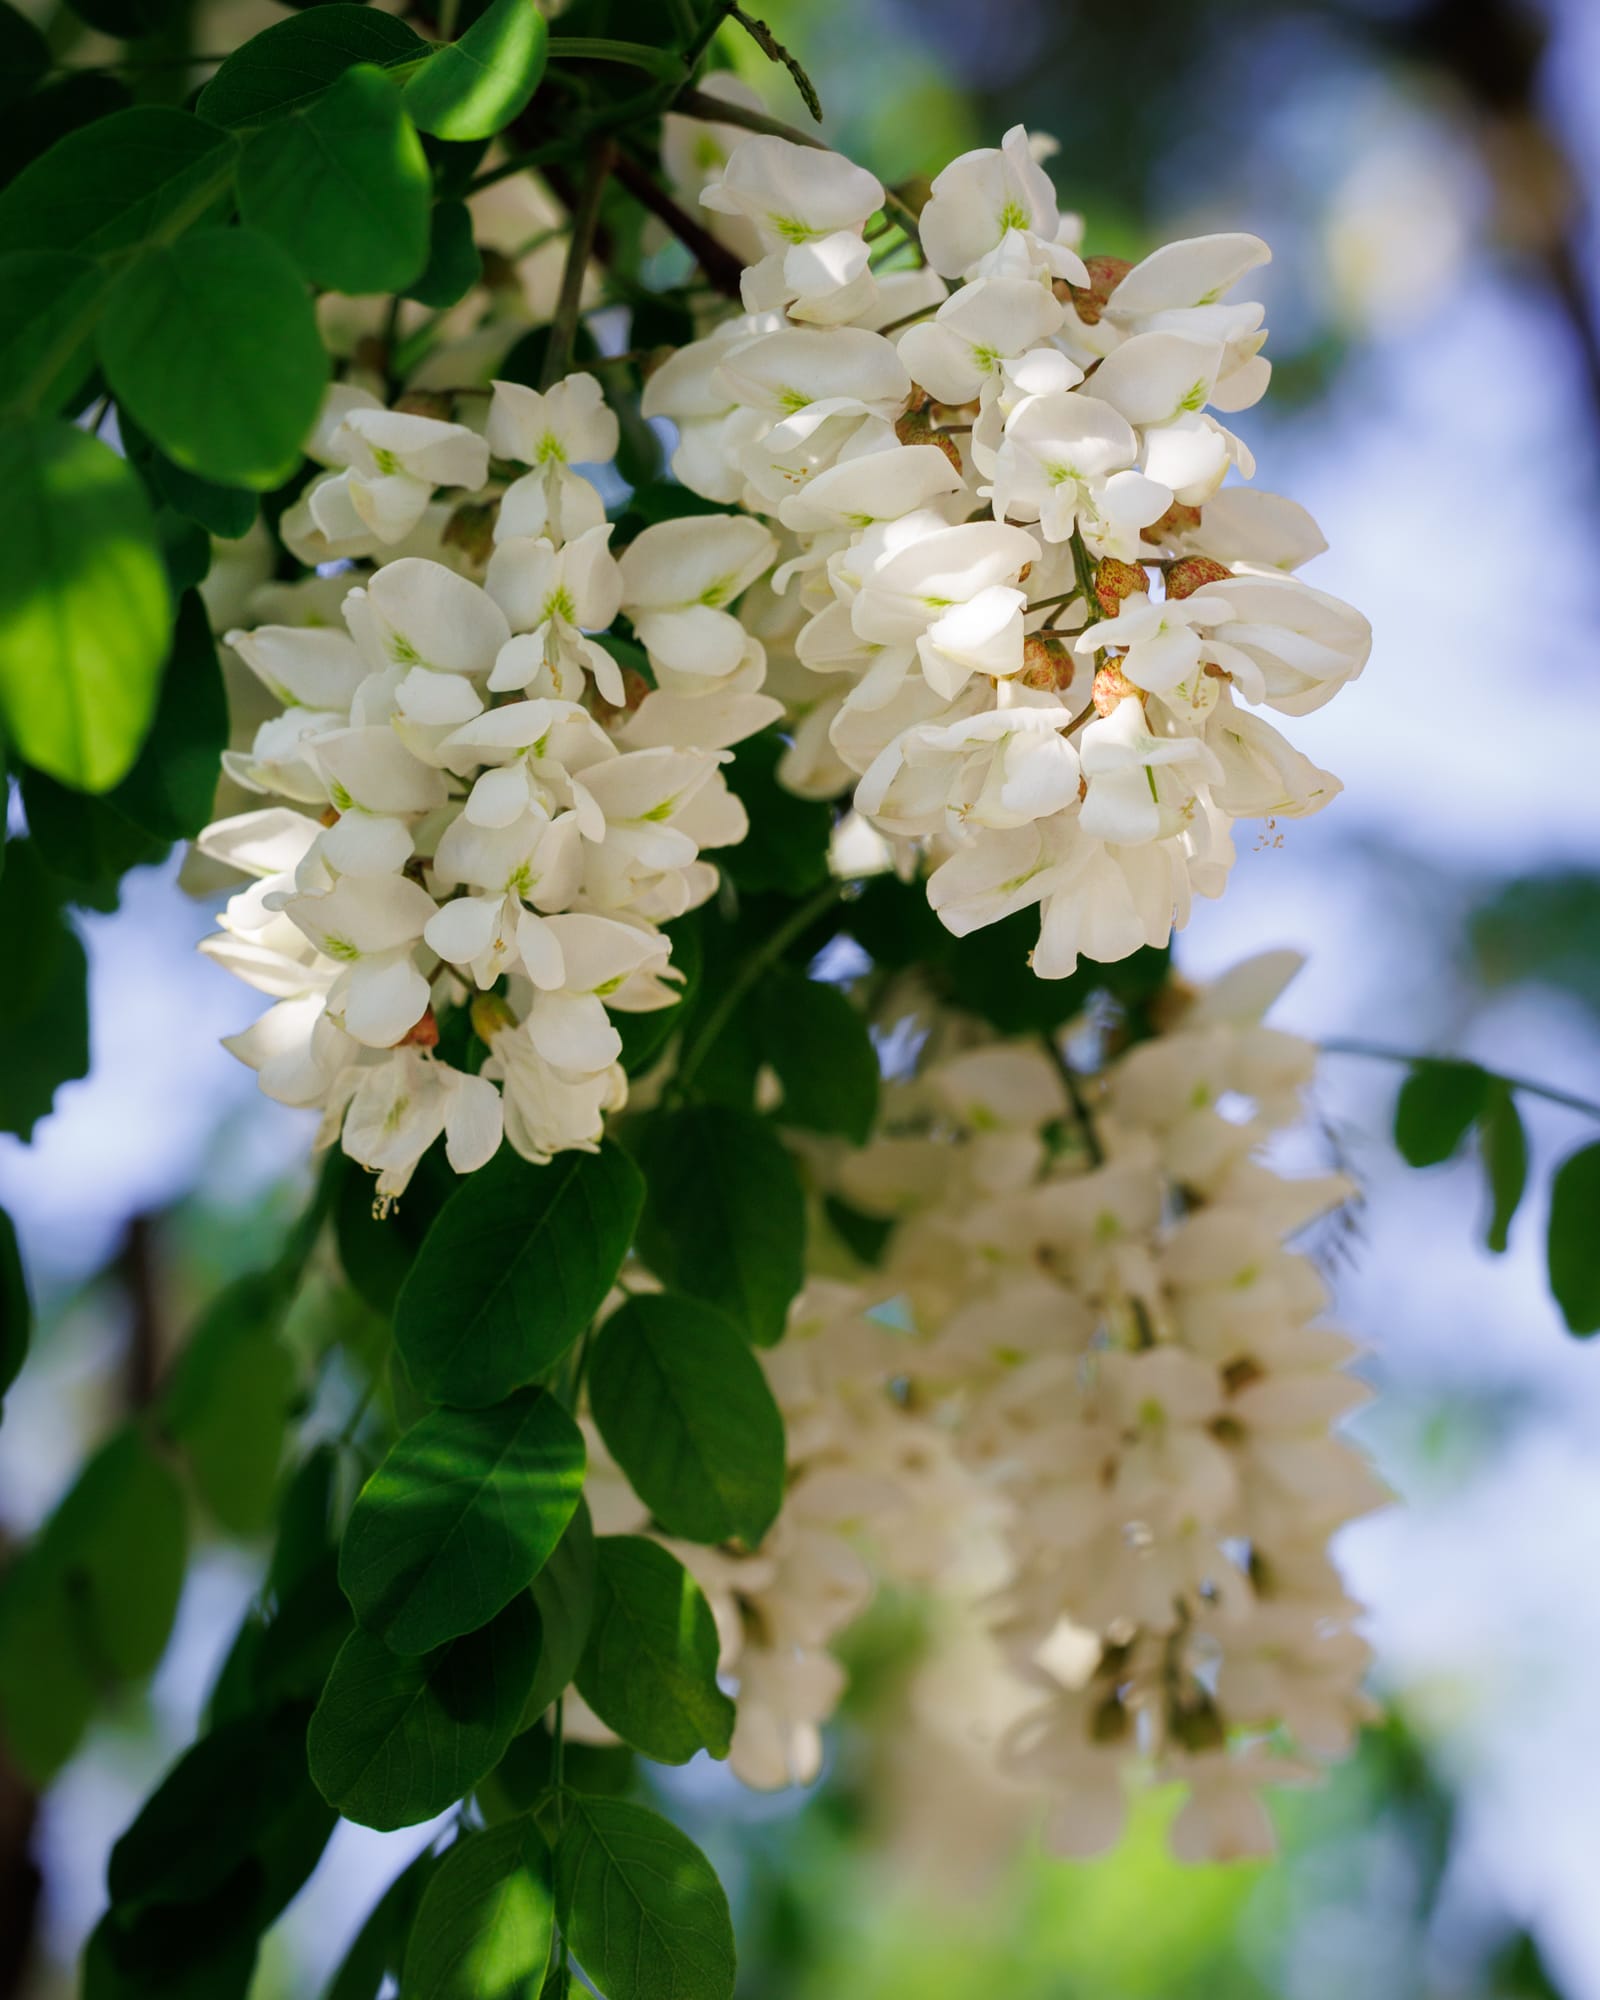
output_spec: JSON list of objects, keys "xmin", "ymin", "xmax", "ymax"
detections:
[
  {"xmin": 239, "ymin": 65, "xmax": 431, "ymax": 295},
  {"xmin": 402, "ymin": 1820, "xmax": 554, "ymax": 2000},
  {"xmin": 339, "ymin": 1388, "xmax": 585, "ymax": 1654},
  {"xmin": 1393, "ymin": 1059, "xmax": 1490, "ymax": 1169},
  {"xmin": 554, "ymin": 1797, "xmax": 735, "ymax": 2000},
  {"xmin": 403, "ymin": 0, "xmax": 548, "ymax": 143},
  {"xmin": 0, "ymin": 106, "xmax": 234, "ymax": 258},
  {"xmin": 1550, "ymin": 1141, "xmax": 1600, "ymax": 1336},
  {"xmin": 198, "ymin": 4, "xmax": 428, "ymax": 128},
  {"xmin": 0, "ymin": 416, "xmax": 170, "ymax": 791},
  {"xmin": 99, "ymin": 227, "xmax": 328, "ymax": 489},
  {"xmin": 589, "ymin": 1293, "xmax": 785, "ymax": 1547},
  {"xmin": 521, "ymin": 1500, "xmax": 595, "ymax": 1728},
  {"xmin": 574, "ymin": 1536, "xmax": 733, "ymax": 1766},
  {"xmin": 636, "ymin": 1106, "xmax": 805, "ymax": 1347},
  {"xmin": 395, "ymin": 1140, "xmax": 643, "ymax": 1409},
  {"xmin": 309, "ymin": 1594, "xmax": 539, "ymax": 1830}
]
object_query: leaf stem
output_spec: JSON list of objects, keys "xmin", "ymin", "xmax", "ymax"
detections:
[
  {"xmin": 1319, "ymin": 1040, "xmax": 1600, "ymax": 1121},
  {"xmin": 547, "ymin": 35, "xmax": 682, "ymax": 79},
  {"xmin": 609, "ymin": 145, "xmax": 744, "ymax": 299},
  {"xmin": 673, "ymin": 877, "xmax": 849, "ymax": 1098},
  {"xmin": 541, "ymin": 138, "xmax": 616, "ymax": 392}
]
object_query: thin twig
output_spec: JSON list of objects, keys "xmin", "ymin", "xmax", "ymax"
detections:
[
  {"xmin": 541, "ymin": 139, "xmax": 616, "ymax": 392},
  {"xmin": 1320, "ymin": 1041, "xmax": 1600, "ymax": 1122},
  {"xmin": 609, "ymin": 145, "xmax": 745, "ymax": 300}
]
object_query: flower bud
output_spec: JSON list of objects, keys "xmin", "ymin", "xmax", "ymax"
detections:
[
  {"xmin": 1018, "ymin": 633, "xmax": 1076, "ymax": 693},
  {"xmin": 1092, "ymin": 659, "xmax": 1140, "ymax": 716},
  {"xmin": 1165, "ymin": 556, "xmax": 1232, "ymax": 600},
  {"xmin": 398, "ymin": 1006, "xmax": 439, "ymax": 1049},
  {"xmin": 1148, "ymin": 500, "xmax": 1203, "ymax": 544},
  {"xmin": 471, "ymin": 992, "xmax": 516, "ymax": 1043},
  {"xmin": 1060, "ymin": 253, "xmax": 1133, "ymax": 324},
  {"xmin": 1094, "ymin": 557, "xmax": 1150, "ymax": 619},
  {"xmin": 894, "ymin": 401, "xmax": 964, "ymax": 474}
]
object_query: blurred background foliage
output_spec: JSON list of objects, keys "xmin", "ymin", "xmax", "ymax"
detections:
[{"xmin": 5, "ymin": 0, "xmax": 1600, "ymax": 1994}]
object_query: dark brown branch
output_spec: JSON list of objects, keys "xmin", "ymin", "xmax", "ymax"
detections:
[{"xmin": 610, "ymin": 147, "xmax": 746, "ymax": 300}]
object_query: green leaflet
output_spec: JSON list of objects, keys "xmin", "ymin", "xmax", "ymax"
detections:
[
  {"xmin": 554, "ymin": 1796, "xmax": 735, "ymax": 2000},
  {"xmin": 402, "ymin": 1820, "xmax": 555, "ymax": 2000},
  {"xmin": 339, "ymin": 1390, "xmax": 585, "ymax": 1654},
  {"xmin": 588, "ymin": 1293, "xmax": 785, "ymax": 1546},
  {"xmin": 395, "ymin": 1141, "xmax": 643, "ymax": 1408},
  {"xmin": 574, "ymin": 1536, "xmax": 734, "ymax": 1765},
  {"xmin": 0, "ymin": 418, "xmax": 169, "ymax": 791},
  {"xmin": 308, "ymin": 1595, "xmax": 539, "ymax": 1830}
]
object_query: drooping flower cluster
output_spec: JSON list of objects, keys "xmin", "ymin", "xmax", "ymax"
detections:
[
  {"xmin": 199, "ymin": 373, "xmax": 784, "ymax": 1201},
  {"xmin": 648, "ymin": 120, "xmax": 1372, "ymax": 977},
  {"xmin": 606, "ymin": 954, "xmax": 1379, "ymax": 1859}
]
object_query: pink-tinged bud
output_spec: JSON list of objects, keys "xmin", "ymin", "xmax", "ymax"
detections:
[
  {"xmin": 1166, "ymin": 556, "xmax": 1232, "ymax": 600},
  {"xmin": 470, "ymin": 993, "xmax": 516, "ymax": 1043},
  {"xmin": 1060, "ymin": 253, "xmax": 1134, "ymax": 325},
  {"xmin": 1148, "ymin": 500, "xmax": 1203, "ymax": 544},
  {"xmin": 393, "ymin": 391, "xmax": 454, "ymax": 423},
  {"xmin": 320, "ymin": 804, "xmax": 341, "ymax": 828},
  {"xmin": 398, "ymin": 1006, "xmax": 439, "ymax": 1049},
  {"xmin": 895, "ymin": 402, "xmax": 964, "ymax": 474},
  {"xmin": 442, "ymin": 501, "xmax": 497, "ymax": 568},
  {"xmin": 1094, "ymin": 557, "xmax": 1150, "ymax": 619},
  {"xmin": 1018, "ymin": 634, "xmax": 1076, "ymax": 693},
  {"xmin": 1092, "ymin": 659, "xmax": 1139, "ymax": 717}
]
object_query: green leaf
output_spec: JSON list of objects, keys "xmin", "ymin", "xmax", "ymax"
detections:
[
  {"xmin": 334, "ymin": 1144, "xmax": 455, "ymax": 1316},
  {"xmin": 145, "ymin": 452, "xmax": 257, "ymax": 540},
  {"xmin": 0, "ymin": 74, "xmax": 128, "ymax": 197},
  {"xmin": 1549, "ymin": 1141, "xmax": 1600, "ymax": 1336},
  {"xmin": 110, "ymin": 589, "xmax": 230, "ymax": 842},
  {"xmin": 107, "ymin": 1704, "xmax": 334, "ymax": 1914},
  {"xmin": 0, "ymin": 1207, "xmax": 29, "ymax": 1406},
  {"xmin": 164, "ymin": 1269, "xmax": 297, "ymax": 1536},
  {"xmin": 98, "ymin": 227, "xmax": 329, "ymax": 489},
  {"xmin": 197, "ymin": 6, "xmax": 429, "ymax": 128},
  {"xmin": 521, "ymin": 1501, "xmax": 594, "ymax": 1727},
  {"xmin": 308, "ymin": 1594, "xmax": 538, "ymax": 1829},
  {"xmin": 402, "ymin": 1820, "xmax": 554, "ymax": 2000},
  {"xmin": 340, "ymin": 1389, "xmax": 585, "ymax": 1654},
  {"xmin": 0, "ymin": 249, "xmax": 101, "ymax": 413},
  {"xmin": 19, "ymin": 767, "xmax": 167, "ymax": 910},
  {"xmin": 0, "ymin": 841, "xmax": 90, "ymax": 1138},
  {"xmin": 554, "ymin": 1796, "xmax": 735, "ymax": 2000},
  {"xmin": 0, "ymin": 1425, "xmax": 186, "ymax": 1781},
  {"xmin": 1481, "ymin": 1083, "xmax": 1528, "ymax": 1255},
  {"xmin": 405, "ymin": 198, "xmax": 483, "ymax": 309},
  {"xmin": 0, "ymin": 4, "xmax": 48, "ymax": 104},
  {"xmin": 722, "ymin": 730, "xmax": 832, "ymax": 896},
  {"xmin": 574, "ymin": 1536, "xmax": 734, "ymax": 1765},
  {"xmin": 758, "ymin": 967, "xmax": 878, "ymax": 1143},
  {"xmin": 325, "ymin": 1845, "xmax": 439, "ymax": 2000},
  {"xmin": 239, "ymin": 65, "xmax": 431, "ymax": 295},
  {"xmin": 589, "ymin": 1294, "xmax": 784, "ymax": 1546},
  {"xmin": 1394, "ymin": 1060, "xmax": 1491, "ymax": 1169},
  {"xmin": 395, "ymin": 1141, "xmax": 643, "ymax": 1408},
  {"xmin": 403, "ymin": 0, "xmax": 549, "ymax": 143},
  {"xmin": 636, "ymin": 1105, "xmax": 805, "ymax": 1346},
  {"xmin": 0, "ymin": 416, "xmax": 170, "ymax": 790},
  {"xmin": 0, "ymin": 107, "xmax": 234, "ymax": 260}
]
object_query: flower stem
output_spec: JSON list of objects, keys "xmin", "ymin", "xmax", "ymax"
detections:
[
  {"xmin": 673, "ymin": 878, "xmax": 850, "ymax": 1098},
  {"xmin": 542, "ymin": 138, "xmax": 616, "ymax": 392},
  {"xmin": 609, "ymin": 145, "xmax": 745, "ymax": 299}
]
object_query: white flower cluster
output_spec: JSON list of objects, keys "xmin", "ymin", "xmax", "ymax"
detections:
[
  {"xmin": 650, "ymin": 118, "xmax": 1372, "ymax": 977},
  {"xmin": 198, "ymin": 373, "xmax": 785, "ymax": 1202},
  {"xmin": 619, "ymin": 956, "xmax": 1379, "ymax": 1858}
]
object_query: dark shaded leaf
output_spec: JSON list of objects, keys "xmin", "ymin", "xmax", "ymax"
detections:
[
  {"xmin": 1394, "ymin": 1060, "xmax": 1491, "ymax": 1169},
  {"xmin": 198, "ymin": 6, "xmax": 428, "ymax": 127},
  {"xmin": 554, "ymin": 1797, "xmax": 735, "ymax": 2000},
  {"xmin": 405, "ymin": 197, "xmax": 483, "ymax": 308},
  {"xmin": 1549, "ymin": 1141, "xmax": 1600, "ymax": 1336},
  {"xmin": 402, "ymin": 1819, "xmax": 554, "ymax": 1999},
  {"xmin": 574, "ymin": 1536, "xmax": 733, "ymax": 1765}
]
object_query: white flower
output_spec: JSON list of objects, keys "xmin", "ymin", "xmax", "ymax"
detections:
[
  {"xmin": 896, "ymin": 277, "xmax": 1067, "ymax": 407},
  {"xmin": 340, "ymin": 1047, "xmax": 503, "ymax": 1200},
  {"xmin": 283, "ymin": 872, "xmax": 439, "ymax": 1047},
  {"xmin": 918, "ymin": 124, "xmax": 1088, "ymax": 285},
  {"xmin": 984, "ymin": 391, "xmax": 1171, "ymax": 554},
  {"xmin": 700, "ymin": 135, "xmax": 883, "ymax": 251},
  {"xmin": 1192, "ymin": 573, "xmax": 1372, "ymax": 713},
  {"xmin": 486, "ymin": 524, "xmax": 625, "ymax": 704},
  {"xmin": 715, "ymin": 326, "xmax": 911, "ymax": 448},
  {"xmin": 618, "ymin": 515, "xmax": 776, "ymax": 688}
]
